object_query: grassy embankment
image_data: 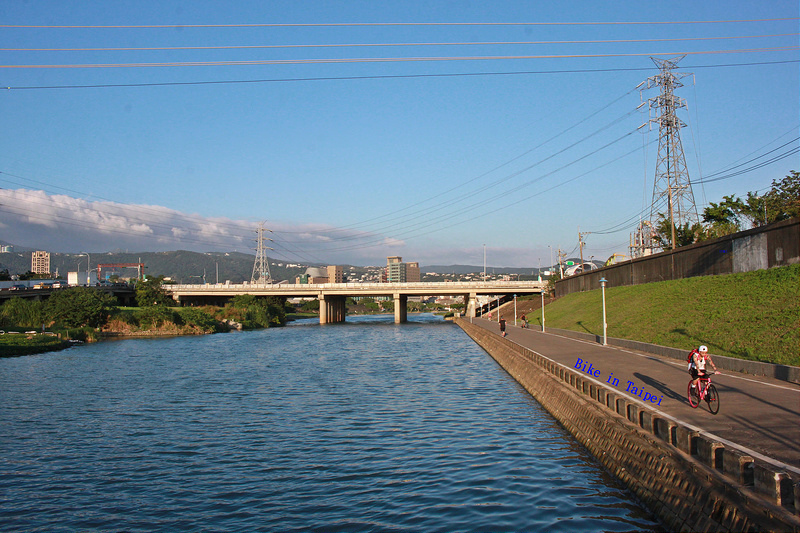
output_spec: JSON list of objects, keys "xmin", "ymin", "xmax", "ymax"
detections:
[
  {"xmin": 526, "ymin": 264, "xmax": 798, "ymax": 366},
  {"xmin": 0, "ymin": 333, "xmax": 68, "ymax": 357}
]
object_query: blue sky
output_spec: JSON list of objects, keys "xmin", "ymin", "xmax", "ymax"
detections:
[{"xmin": 1, "ymin": 0, "xmax": 797, "ymax": 268}]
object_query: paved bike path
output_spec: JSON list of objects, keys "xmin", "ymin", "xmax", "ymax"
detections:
[{"xmin": 468, "ymin": 317, "xmax": 800, "ymax": 469}]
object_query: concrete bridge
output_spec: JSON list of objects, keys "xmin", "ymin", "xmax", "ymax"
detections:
[{"xmin": 164, "ymin": 281, "xmax": 546, "ymax": 324}]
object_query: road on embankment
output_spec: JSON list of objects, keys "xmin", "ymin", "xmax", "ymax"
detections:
[{"xmin": 468, "ymin": 317, "xmax": 800, "ymax": 469}]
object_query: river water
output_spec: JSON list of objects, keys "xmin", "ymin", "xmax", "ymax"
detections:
[{"xmin": 0, "ymin": 314, "xmax": 663, "ymax": 532}]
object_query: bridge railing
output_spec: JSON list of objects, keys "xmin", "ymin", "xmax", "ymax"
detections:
[{"xmin": 165, "ymin": 280, "xmax": 545, "ymax": 291}]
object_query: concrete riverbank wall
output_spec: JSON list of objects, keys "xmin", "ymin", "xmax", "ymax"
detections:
[{"xmin": 456, "ymin": 319, "xmax": 800, "ymax": 532}]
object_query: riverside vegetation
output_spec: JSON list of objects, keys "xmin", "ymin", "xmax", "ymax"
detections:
[
  {"xmin": 526, "ymin": 264, "xmax": 798, "ymax": 366},
  {"xmin": 0, "ymin": 278, "xmax": 287, "ymax": 357},
  {"xmin": 3, "ymin": 265, "xmax": 796, "ymax": 363}
]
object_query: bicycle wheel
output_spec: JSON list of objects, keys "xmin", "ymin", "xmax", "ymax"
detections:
[
  {"xmin": 688, "ymin": 382, "xmax": 700, "ymax": 408},
  {"xmin": 705, "ymin": 383, "xmax": 720, "ymax": 414}
]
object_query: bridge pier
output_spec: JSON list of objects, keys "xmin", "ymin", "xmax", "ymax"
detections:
[
  {"xmin": 464, "ymin": 292, "xmax": 477, "ymax": 318},
  {"xmin": 393, "ymin": 293, "xmax": 407, "ymax": 324},
  {"xmin": 319, "ymin": 294, "xmax": 346, "ymax": 325}
]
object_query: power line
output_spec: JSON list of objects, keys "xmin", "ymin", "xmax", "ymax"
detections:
[
  {"xmin": 3, "ymin": 18, "xmax": 797, "ymax": 28},
  {"xmin": 694, "ymin": 146, "xmax": 799, "ymax": 185},
  {"xmin": 5, "ymin": 33, "xmax": 796, "ymax": 52},
  {"xmin": 4, "ymin": 46, "xmax": 796, "ymax": 69},
  {"xmin": 5, "ymin": 59, "xmax": 796, "ymax": 91},
  {"xmin": 698, "ymin": 137, "xmax": 800, "ymax": 181}
]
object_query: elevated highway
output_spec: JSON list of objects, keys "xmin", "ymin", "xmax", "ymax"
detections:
[{"xmin": 164, "ymin": 281, "xmax": 545, "ymax": 324}]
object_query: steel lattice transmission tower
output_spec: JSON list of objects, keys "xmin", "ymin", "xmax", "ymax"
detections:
[
  {"xmin": 251, "ymin": 222, "xmax": 273, "ymax": 285},
  {"xmin": 644, "ymin": 55, "xmax": 699, "ymax": 250}
]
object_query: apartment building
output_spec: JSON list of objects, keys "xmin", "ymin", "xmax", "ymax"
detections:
[{"xmin": 31, "ymin": 250, "xmax": 50, "ymax": 275}]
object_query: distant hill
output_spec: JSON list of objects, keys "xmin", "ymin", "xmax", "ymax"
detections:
[
  {"xmin": 0, "ymin": 250, "xmax": 314, "ymax": 283},
  {"xmin": 421, "ymin": 264, "xmax": 541, "ymax": 275},
  {"xmin": 420, "ymin": 261, "xmax": 595, "ymax": 275},
  {"xmin": 0, "ymin": 248, "xmax": 596, "ymax": 282}
]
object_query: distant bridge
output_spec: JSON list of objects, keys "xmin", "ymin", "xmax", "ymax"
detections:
[{"xmin": 164, "ymin": 281, "xmax": 546, "ymax": 324}]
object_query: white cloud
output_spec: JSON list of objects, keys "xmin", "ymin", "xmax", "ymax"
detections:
[{"xmin": 0, "ymin": 189, "xmax": 553, "ymax": 267}]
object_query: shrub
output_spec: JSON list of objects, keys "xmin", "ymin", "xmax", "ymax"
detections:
[
  {"xmin": 0, "ymin": 297, "xmax": 47, "ymax": 329},
  {"xmin": 45, "ymin": 287, "xmax": 117, "ymax": 328},
  {"xmin": 222, "ymin": 295, "xmax": 286, "ymax": 329},
  {"xmin": 177, "ymin": 307, "xmax": 222, "ymax": 332},
  {"xmin": 135, "ymin": 306, "xmax": 177, "ymax": 329}
]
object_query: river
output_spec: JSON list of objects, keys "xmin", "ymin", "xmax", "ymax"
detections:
[{"xmin": 0, "ymin": 314, "xmax": 663, "ymax": 532}]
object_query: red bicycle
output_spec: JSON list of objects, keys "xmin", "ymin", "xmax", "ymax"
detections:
[{"xmin": 688, "ymin": 371, "xmax": 720, "ymax": 414}]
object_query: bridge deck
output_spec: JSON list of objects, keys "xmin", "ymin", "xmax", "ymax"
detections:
[{"xmin": 166, "ymin": 281, "xmax": 545, "ymax": 298}]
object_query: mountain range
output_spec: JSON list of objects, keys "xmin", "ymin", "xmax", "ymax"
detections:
[{"xmin": 1, "ymin": 247, "xmax": 584, "ymax": 282}]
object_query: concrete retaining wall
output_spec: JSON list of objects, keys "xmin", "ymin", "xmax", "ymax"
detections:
[
  {"xmin": 456, "ymin": 319, "xmax": 800, "ymax": 532},
  {"xmin": 556, "ymin": 218, "xmax": 799, "ymax": 297}
]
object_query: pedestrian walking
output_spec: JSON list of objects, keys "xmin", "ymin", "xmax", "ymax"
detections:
[{"xmin": 499, "ymin": 317, "xmax": 507, "ymax": 337}]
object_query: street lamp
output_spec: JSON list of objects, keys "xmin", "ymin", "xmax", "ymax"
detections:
[
  {"xmin": 80, "ymin": 252, "xmax": 90, "ymax": 285},
  {"xmin": 541, "ymin": 288, "xmax": 546, "ymax": 333},
  {"xmin": 513, "ymin": 294, "xmax": 517, "ymax": 327},
  {"xmin": 483, "ymin": 244, "xmax": 486, "ymax": 282},
  {"xmin": 599, "ymin": 277, "xmax": 608, "ymax": 346}
]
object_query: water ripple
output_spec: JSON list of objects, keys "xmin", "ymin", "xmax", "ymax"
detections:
[{"xmin": 0, "ymin": 314, "xmax": 662, "ymax": 532}]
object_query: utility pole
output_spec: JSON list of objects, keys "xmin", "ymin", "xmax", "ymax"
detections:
[
  {"xmin": 251, "ymin": 222, "xmax": 273, "ymax": 285},
  {"xmin": 643, "ymin": 56, "xmax": 698, "ymax": 250},
  {"xmin": 483, "ymin": 244, "xmax": 486, "ymax": 282},
  {"xmin": 578, "ymin": 229, "xmax": 590, "ymax": 271}
]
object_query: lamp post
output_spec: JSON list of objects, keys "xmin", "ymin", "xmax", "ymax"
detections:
[
  {"xmin": 81, "ymin": 252, "xmax": 90, "ymax": 286},
  {"xmin": 599, "ymin": 277, "xmax": 608, "ymax": 346},
  {"xmin": 483, "ymin": 244, "xmax": 486, "ymax": 282},
  {"xmin": 513, "ymin": 294, "xmax": 517, "ymax": 326},
  {"xmin": 541, "ymin": 288, "xmax": 546, "ymax": 333}
]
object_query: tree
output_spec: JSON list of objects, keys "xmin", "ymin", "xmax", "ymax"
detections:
[
  {"xmin": 0, "ymin": 268, "xmax": 10, "ymax": 281},
  {"xmin": 45, "ymin": 287, "xmax": 117, "ymax": 328},
  {"xmin": 135, "ymin": 276, "xmax": 174, "ymax": 307},
  {"xmin": 701, "ymin": 171, "xmax": 799, "ymax": 237},
  {"xmin": 223, "ymin": 294, "xmax": 285, "ymax": 328},
  {"xmin": 18, "ymin": 271, "xmax": 51, "ymax": 281},
  {"xmin": 702, "ymin": 195, "xmax": 743, "ymax": 238},
  {"xmin": 546, "ymin": 270, "xmax": 562, "ymax": 293},
  {"xmin": 654, "ymin": 215, "xmax": 704, "ymax": 248},
  {"xmin": 763, "ymin": 170, "xmax": 799, "ymax": 222},
  {"xmin": 300, "ymin": 299, "xmax": 320, "ymax": 312}
]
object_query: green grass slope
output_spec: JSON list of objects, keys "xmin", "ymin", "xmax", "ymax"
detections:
[{"xmin": 530, "ymin": 264, "xmax": 798, "ymax": 366}]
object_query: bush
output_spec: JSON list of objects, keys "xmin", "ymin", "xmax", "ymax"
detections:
[
  {"xmin": 0, "ymin": 298, "xmax": 47, "ymax": 329},
  {"xmin": 135, "ymin": 276, "xmax": 174, "ymax": 307},
  {"xmin": 176, "ymin": 307, "xmax": 222, "ymax": 332},
  {"xmin": 135, "ymin": 306, "xmax": 177, "ymax": 329},
  {"xmin": 222, "ymin": 295, "xmax": 286, "ymax": 329},
  {"xmin": 45, "ymin": 287, "xmax": 117, "ymax": 328}
]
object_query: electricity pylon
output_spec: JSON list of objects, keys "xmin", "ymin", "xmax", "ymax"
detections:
[
  {"xmin": 251, "ymin": 222, "xmax": 273, "ymax": 284},
  {"xmin": 644, "ymin": 56, "xmax": 699, "ymax": 250}
]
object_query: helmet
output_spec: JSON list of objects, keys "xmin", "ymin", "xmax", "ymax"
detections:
[{"xmin": 699, "ymin": 345, "xmax": 708, "ymax": 353}]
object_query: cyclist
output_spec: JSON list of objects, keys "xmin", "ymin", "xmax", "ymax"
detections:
[{"xmin": 689, "ymin": 345, "xmax": 719, "ymax": 390}]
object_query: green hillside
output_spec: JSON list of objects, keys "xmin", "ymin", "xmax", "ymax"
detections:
[{"xmin": 530, "ymin": 264, "xmax": 799, "ymax": 366}]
